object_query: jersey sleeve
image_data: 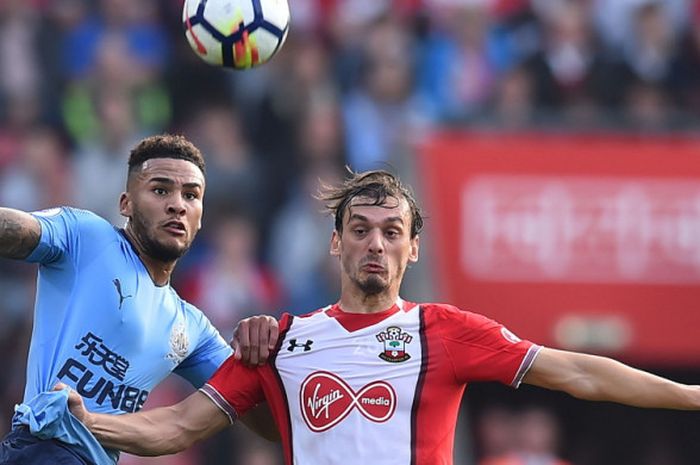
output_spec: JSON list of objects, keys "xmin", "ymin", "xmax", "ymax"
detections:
[
  {"xmin": 25, "ymin": 207, "xmax": 111, "ymax": 266},
  {"xmin": 174, "ymin": 306, "xmax": 234, "ymax": 388},
  {"xmin": 199, "ymin": 356, "xmax": 265, "ymax": 423},
  {"xmin": 433, "ymin": 304, "xmax": 541, "ymax": 387}
]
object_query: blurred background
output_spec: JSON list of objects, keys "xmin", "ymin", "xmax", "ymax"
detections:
[{"xmin": 1, "ymin": 0, "xmax": 700, "ymax": 464}]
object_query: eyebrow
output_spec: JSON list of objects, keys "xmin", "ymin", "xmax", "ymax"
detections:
[
  {"xmin": 348, "ymin": 213, "xmax": 405, "ymax": 225},
  {"xmin": 148, "ymin": 177, "xmax": 202, "ymax": 189}
]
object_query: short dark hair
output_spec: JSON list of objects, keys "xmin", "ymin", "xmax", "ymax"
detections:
[
  {"xmin": 128, "ymin": 134, "xmax": 205, "ymax": 175},
  {"xmin": 318, "ymin": 168, "xmax": 424, "ymax": 238}
]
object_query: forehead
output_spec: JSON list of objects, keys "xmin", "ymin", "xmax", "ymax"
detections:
[
  {"xmin": 137, "ymin": 158, "xmax": 205, "ymax": 186},
  {"xmin": 345, "ymin": 196, "xmax": 411, "ymax": 224}
]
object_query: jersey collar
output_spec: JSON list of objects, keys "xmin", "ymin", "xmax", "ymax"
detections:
[{"xmin": 326, "ymin": 298, "xmax": 406, "ymax": 332}]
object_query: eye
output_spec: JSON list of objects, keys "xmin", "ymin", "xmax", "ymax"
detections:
[
  {"xmin": 386, "ymin": 229, "xmax": 400, "ymax": 238},
  {"xmin": 184, "ymin": 192, "xmax": 199, "ymax": 201},
  {"xmin": 353, "ymin": 227, "xmax": 367, "ymax": 236},
  {"xmin": 153, "ymin": 187, "xmax": 167, "ymax": 195}
]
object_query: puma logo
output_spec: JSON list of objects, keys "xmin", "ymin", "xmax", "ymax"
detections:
[{"xmin": 113, "ymin": 279, "xmax": 133, "ymax": 309}]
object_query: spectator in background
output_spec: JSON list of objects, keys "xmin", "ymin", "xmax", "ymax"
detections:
[
  {"xmin": 185, "ymin": 104, "xmax": 266, "ymax": 226},
  {"xmin": 418, "ymin": 1, "xmax": 502, "ymax": 121},
  {"xmin": 526, "ymin": 0, "xmax": 612, "ymax": 124},
  {"xmin": 670, "ymin": 2, "xmax": 700, "ymax": 116},
  {"xmin": 0, "ymin": 1, "xmax": 42, "ymax": 126},
  {"xmin": 617, "ymin": 2, "xmax": 679, "ymax": 129},
  {"xmin": 478, "ymin": 406, "xmax": 571, "ymax": 465},
  {"xmin": 71, "ymin": 86, "xmax": 145, "ymax": 225},
  {"xmin": 178, "ymin": 212, "xmax": 280, "ymax": 337},
  {"xmin": 268, "ymin": 161, "xmax": 342, "ymax": 313},
  {"xmin": 61, "ymin": 0, "xmax": 168, "ymax": 81},
  {"xmin": 61, "ymin": 0, "xmax": 171, "ymax": 145},
  {"xmin": 343, "ymin": 14, "xmax": 428, "ymax": 170},
  {"xmin": 235, "ymin": 35, "xmax": 338, "ymax": 227},
  {"xmin": 0, "ymin": 127, "xmax": 72, "ymax": 212},
  {"xmin": 475, "ymin": 406, "xmax": 518, "ymax": 463}
]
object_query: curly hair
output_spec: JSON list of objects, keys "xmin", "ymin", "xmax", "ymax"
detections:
[
  {"xmin": 318, "ymin": 168, "xmax": 424, "ymax": 238},
  {"xmin": 128, "ymin": 134, "xmax": 205, "ymax": 175}
]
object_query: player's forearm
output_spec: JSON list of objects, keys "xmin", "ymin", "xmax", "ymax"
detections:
[
  {"xmin": 81, "ymin": 391, "xmax": 231, "ymax": 456},
  {"xmin": 0, "ymin": 208, "xmax": 41, "ymax": 259},
  {"xmin": 567, "ymin": 354, "xmax": 700, "ymax": 409},
  {"xmin": 84, "ymin": 408, "xmax": 197, "ymax": 456},
  {"xmin": 526, "ymin": 348, "xmax": 700, "ymax": 410}
]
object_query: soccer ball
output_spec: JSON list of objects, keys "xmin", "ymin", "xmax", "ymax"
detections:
[{"xmin": 183, "ymin": 0, "xmax": 290, "ymax": 70}]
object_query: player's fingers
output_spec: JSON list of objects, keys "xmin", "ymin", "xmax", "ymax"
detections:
[
  {"xmin": 257, "ymin": 317, "xmax": 272, "ymax": 365},
  {"xmin": 247, "ymin": 317, "xmax": 261, "ymax": 366},
  {"xmin": 53, "ymin": 382, "xmax": 67, "ymax": 392},
  {"xmin": 234, "ymin": 320, "xmax": 251, "ymax": 362},
  {"xmin": 268, "ymin": 317, "xmax": 280, "ymax": 351}
]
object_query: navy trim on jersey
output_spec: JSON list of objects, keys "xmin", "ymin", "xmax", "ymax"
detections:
[
  {"xmin": 200, "ymin": 384, "xmax": 237, "ymax": 424},
  {"xmin": 270, "ymin": 315, "xmax": 294, "ymax": 465},
  {"xmin": 410, "ymin": 306, "xmax": 428, "ymax": 465}
]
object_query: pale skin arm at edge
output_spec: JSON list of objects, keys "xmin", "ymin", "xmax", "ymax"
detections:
[
  {"xmin": 522, "ymin": 347, "xmax": 700, "ymax": 410},
  {"xmin": 0, "ymin": 208, "xmax": 41, "ymax": 259},
  {"xmin": 85, "ymin": 391, "xmax": 231, "ymax": 456}
]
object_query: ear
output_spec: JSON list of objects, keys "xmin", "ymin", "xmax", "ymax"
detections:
[
  {"xmin": 119, "ymin": 192, "xmax": 132, "ymax": 218},
  {"xmin": 408, "ymin": 235, "xmax": 419, "ymax": 263},
  {"xmin": 330, "ymin": 230, "xmax": 341, "ymax": 257}
]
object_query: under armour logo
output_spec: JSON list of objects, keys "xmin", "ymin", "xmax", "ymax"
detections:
[
  {"xmin": 288, "ymin": 339, "xmax": 313, "ymax": 352},
  {"xmin": 113, "ymin": 279, "xmax": 133, "ymax": 310}
]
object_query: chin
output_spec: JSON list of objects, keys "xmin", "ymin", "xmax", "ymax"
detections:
[{"xmin": 358, "ymin": 276, "xmax": 388, "ymax": 296}]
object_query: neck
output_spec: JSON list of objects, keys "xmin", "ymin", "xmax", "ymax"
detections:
[
  {"xmin": 123, "ymin": 227, "xmax": 175, "ymax": 286},
  {"xmin": 337, "ymin": 284, "xmax": 399, "ymax": 314}
]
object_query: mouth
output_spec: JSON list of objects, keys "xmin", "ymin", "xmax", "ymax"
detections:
[
  {"xmin": 162, "ymin": 220, "xmax": 186, "ymax": 237},
  {"xmin": 361, "ymin": 262, "xmax": 386, "ymax": 273}
]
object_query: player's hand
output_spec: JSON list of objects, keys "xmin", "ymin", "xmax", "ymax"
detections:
[
  {"xmin": 231, "ymin": 315, "xmax": 279, "ymax": 366},
  {"xmin": 54, "ymin": 382, "xmax": 92, "ymax": 427}
]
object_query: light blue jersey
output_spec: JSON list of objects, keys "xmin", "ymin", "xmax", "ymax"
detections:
[{"xmin": 12, "ymin": 207, "xmax": 233, "ymax": 464}]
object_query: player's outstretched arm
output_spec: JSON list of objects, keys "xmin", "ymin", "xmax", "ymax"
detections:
[
  {"xmin": 523, "ymin": 347, "xmax": 700, "ymax": 410},
  {"xmin": 65, "ymin": 385, "xmax": 230, "ymax": 456},
  {"xmin": 0, "ymin": 207, "xmax": 41, "ymax": 259}
]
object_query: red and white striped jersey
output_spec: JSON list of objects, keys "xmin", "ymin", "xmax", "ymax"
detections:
[{"xmin": 201, "ymin": 299, "xmax": 541, "ymax": 465}]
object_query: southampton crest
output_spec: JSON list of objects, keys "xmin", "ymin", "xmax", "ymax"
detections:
[
  {"xmin": 376, "ymin": 326, "xmax": 413, "ymax": 363},
  {"xmin": 166, "ymin": 323, "xmax": 189, "ymax": 365}
]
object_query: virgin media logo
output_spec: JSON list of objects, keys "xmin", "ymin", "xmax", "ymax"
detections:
[{"xmin": 300, "ymin": 371, "xmax": 396, "ymax": 432}]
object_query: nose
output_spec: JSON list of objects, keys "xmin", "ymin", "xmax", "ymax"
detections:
[
  {"xmin": 167, "ymin": 194, "xmax": 186, "ymax": 216},
  {"xmin": 367, "ymin": 229, "xmax": 384, "ymax": 255}
]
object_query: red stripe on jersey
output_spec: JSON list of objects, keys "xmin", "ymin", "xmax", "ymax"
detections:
[
  {"xmin": 265, "ymin": 313, "xmax": 295, "ymax": 465},
  {"xmin": 411, "ymin": 305, "xmax": 466, "ymax": 464}
]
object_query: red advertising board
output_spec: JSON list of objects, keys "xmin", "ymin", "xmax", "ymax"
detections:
[{"xmin": 419, "ymin": 132, "xmax": 700, "ymax": 365}]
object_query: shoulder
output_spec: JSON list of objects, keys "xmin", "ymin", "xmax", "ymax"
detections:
[
  {"xmin": 38, "ymin": 207, "xmax": 114, "ymax": 233},
  {"xmin": 419, "ymin": 302, "xmax": 503, "ymax": 334},
  {"xmin": 419, "ymin": 302, "xmax": 474, "ymax": 322}
]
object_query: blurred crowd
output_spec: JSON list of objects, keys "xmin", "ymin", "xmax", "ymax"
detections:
[{"xmin": 0, "ymin": 0, "xmax": 699, "ymax": 464}]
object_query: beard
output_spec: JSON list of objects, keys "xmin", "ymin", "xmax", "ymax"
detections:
[
  {"xmin": 129, "ymin": 209, "xmax": 190, "ymax": 262},
  {"xmin": 355, "ymin": 273, "xmax": 388, "ymax": 295}
]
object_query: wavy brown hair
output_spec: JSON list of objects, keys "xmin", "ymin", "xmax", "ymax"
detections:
[{"xmin": 318, "ymin": 168, "xmax": 424, "ymax": 238}]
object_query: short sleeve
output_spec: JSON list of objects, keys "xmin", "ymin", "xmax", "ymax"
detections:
[
  {"xmin": 26, "ymin": 207, "xmax": 76, "ymax": 264},
  {"xmin": 200, "ymin": 356, "xmax": 265, "ymax": 423},
  {"xmin": 26, "ymin": 207, "xmax": 110, "ymax": 265},
  {"xmin": 174, "ymin": 309, "xmax": 233, "ymax": 388},
  {"xmin": 433, "ymin": 305, "xmax": 541, "ymax": 387}
]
